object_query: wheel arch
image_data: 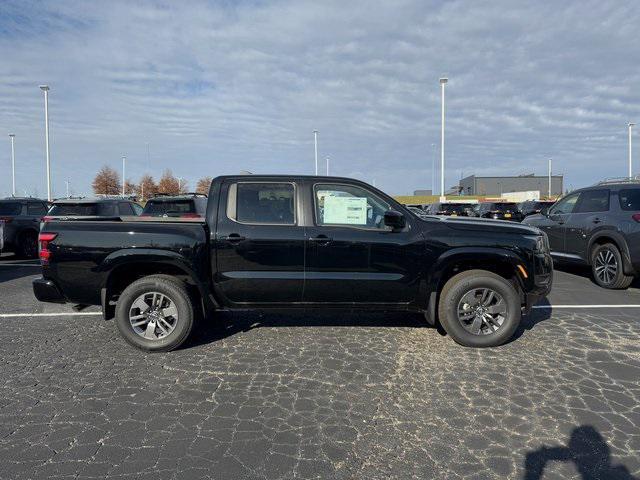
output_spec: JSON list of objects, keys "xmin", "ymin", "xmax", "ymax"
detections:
[
  {"xmin": 424, "ymin": 248, "xmax": 528, "ymax": 325},
  {"xmin": 98, "ymin": 249, "xmax": 218, "ymax": 320},
  {"xmin": 587, "ymin": 231, "xmax": 634, "ymax": 275}
]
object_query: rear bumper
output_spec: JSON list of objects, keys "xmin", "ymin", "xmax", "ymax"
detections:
[{"xmin": 33, "ymin": 277, "xmax": 67, "ymax": 304}]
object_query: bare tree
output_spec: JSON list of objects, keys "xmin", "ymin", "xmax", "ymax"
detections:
[
  {"xmin": 137, "ymin": 174, "xmax": 157, "ymax": 201},
  {"xmin": 92, "ymin": 166, "xmax": 121, "ymax": 195},
  {"xmin": 158, "ymin": 170, "xmax": 180, "ymax": 195},
  {"xmin": 196, "ymin": 176, "xmax": 213, "ymax": 195},
  {"xmin": 124, "ymin": 179, "xmax": 137, "ymax": 196}
]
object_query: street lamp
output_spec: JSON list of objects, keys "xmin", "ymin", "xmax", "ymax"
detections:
[
  {"xmin": 431, "ymin": 143, "xmax": 436, "ymax": 195},
  {"xmin": 439, "ymin": 77, "xmax": 448, "ymax": 201},
  {"xmin": 326, "ymin": 156, "xmax": 330, "ymax": 176},
  {"xmin": 39, "ymin": 85, "xmax": 52, "ymax": 201},
  {"xmin": 122, "ymin": 156, "xmax": 126, "ymax": 196},
  {"xmin": 548, "ymin": 158, "xmax": 552, "ymax": 199},
  {"xmin": 8, "ymin": 134, "xmax": 15, "ymax": 197},
  {"xmin": 313, "ymin": 130, "xmax": 319, "ymax": 176},
  {"xmin": 629, "ymin": 122, "xmax": 636, "ymax": 179}
]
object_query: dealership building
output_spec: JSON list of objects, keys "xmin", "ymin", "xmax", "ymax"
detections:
[{"xmin": 458, "ymin": 174, "xmax": 564, "ymax": 197}]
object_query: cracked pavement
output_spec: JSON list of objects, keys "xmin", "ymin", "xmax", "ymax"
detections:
[{"xmin": 0, "ymin": 260, "xmax": 639, "ymax": 479}]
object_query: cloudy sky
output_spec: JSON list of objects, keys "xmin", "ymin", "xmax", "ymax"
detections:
[{"xmin": 1, "ymin": 0, "xmax": 639, "ymax": 197}]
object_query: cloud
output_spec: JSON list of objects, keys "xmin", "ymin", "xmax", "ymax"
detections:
[{"xmin": 0, "ymin": 0, "xmax": 639, "ymax": 197}]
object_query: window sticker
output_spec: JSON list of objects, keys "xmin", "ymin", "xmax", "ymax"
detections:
[{"xmin": 323, "ymin": 196, "xmax": 368, "ymax": 225}]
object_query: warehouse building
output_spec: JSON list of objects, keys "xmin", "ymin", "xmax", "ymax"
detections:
[{"xmin": 458, "ymin": 174, "xmax": 564, "ymax": 197}]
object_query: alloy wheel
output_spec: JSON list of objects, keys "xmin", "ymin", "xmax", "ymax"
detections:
[
  {"xmin": 594, "ymin": 249, "xmax": 618, "ymax": 285},
  {"xmin": 129, "ymin": 291, "xmax": 178, "ymax": 340},
  {"xmin": 457, "ymin": 288, "xmax": 507, "ymax": 335}
]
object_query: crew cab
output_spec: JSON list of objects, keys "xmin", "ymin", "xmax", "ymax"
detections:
[
  {"xmin": 0, "ymin": 197, "xmax": 49, "ymax": 258},
  {"xmin": 33, "ymin": 175, "xmax": 553, "ymax": 351}
]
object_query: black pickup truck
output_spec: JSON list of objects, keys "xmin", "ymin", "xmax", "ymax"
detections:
[{"xmin": 33, "ymin": 175, "xmax": 552, "ymax": 351}]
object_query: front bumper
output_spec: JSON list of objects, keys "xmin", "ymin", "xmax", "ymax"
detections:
[
  {"xmin": 523, "ymin": 252, "xmax": 553, "ymax": 312},
  {"xmin": 33, "ymin": 277, "xmax": 67, "ymax": 304}
]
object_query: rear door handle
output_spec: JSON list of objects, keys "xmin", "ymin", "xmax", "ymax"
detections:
[
  {"xmin": 593, "ymin": 218, "xmax": 601, "ymax": 224},
  {"xmin": 220, "ymin": 233, "xmax": 246, "ymax": 242},
  {"xmin": 309, "ymin": 235, "xmax": 332, "ymax": 245}
]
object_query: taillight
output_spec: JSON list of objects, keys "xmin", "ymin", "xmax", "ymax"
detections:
[
  {"xmin": 0, "ymin": 216, "xmax": 13, "ymax": 224},
  {"xmin": 38, "ymin": 233, "xmax": 57, "ymax": 265},
  {"xmin": 181, "ymin": 213, "xmax": 201, "ymax": 218},
  {"xmin": 632, "ymin": 214, "xmax": 640, "ymax": 223}
]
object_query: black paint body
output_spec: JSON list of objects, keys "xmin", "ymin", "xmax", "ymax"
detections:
[{"xmin": 34, "ymin": 176, "xmax": 553, "ymax": 318}]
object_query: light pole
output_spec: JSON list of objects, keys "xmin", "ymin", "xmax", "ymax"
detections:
[
  {"xmin": 122, "ymin": 156, "xmax": 126, "ymax": 196},
  {"xmin": 313, "ymin": 130, "xmax": 319, "ymax": 175},
  {"xmin": 439, "ymin": 77, "xmax": 448, "ymax": 201},
  {"xmin": 548, "ymin": 158, "xmax": 552, "ymax": 199},
  {"xmin": 39, "ymin": 85, "xmax": 52, "ymax": 201},
  {"xmin": 65, "ymin": 179, "xmax": 70, "ymax": 197},
  {"xmin": 178, "ymin": 177, "xmax": 183, "ymax": 193},
  {"xmin": 326, "ymin": 156, "xmax": 330, "ymax": 176},
  {"xmin": 431, "ymin": 143, "xmax": 436, "ymax": 195},
  {"xmin": 9, "ymin": 134, "xmax": 15, "ymax": 197},
  {"xmin": 629, "ymin": 123, "xmax": 635, "ymax": 179}
]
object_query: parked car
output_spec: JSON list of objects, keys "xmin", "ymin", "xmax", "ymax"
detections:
[
  {"xmin": 477, "ymin": 202, "xmax": 524, "ymax": 222},
  {"xmin": 518, "ymin": 200, "xmax": 555, "ymax": 218},
  {"xmin": 33, "ymin": 175, "xmax": 552, "ymax": 351},
  {"xmin": 465, "ymin": 204, "xmax": 480, "ymax": 217},
  {"xmin": 425, "ymin": 202, "xmax": 470, "ymax": 216},
  {"xmin": 523, "ymin": 179, "xmax": 640, "ymax": 289},
  {"xmin": 406, "ymin": 206, "xmax": 428, "ymax": 218},
  {"xmin": 141, "ymin": 193, "xmax": 207, "ymax": 218},
  {"xmin": 45, "ymin": 197, "xmax": 143, "ymax": 221},
  {"xmin": 0, "ymin": 197, "xmax": 49, "ymax": 258}
]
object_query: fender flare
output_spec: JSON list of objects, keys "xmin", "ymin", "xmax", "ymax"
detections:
[
  {"xmin": 98, "ymin": 249, "xmax": 219, "ymax": 319},
  {"xmin": 423, "ymin": 247, "xmax": 528, "ymax": 325}
]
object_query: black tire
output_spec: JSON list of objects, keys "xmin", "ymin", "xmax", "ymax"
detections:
[
  {"xmin": 115, "ymin": 275, "xmax": 194, "ymax": 352},
  {"xmin": 17, "ymin": 230, "xmax": 38, "ymax": 259},
  {"xmin": 591, "ymin": 243, "xmax": 634, "ymax": 290},
  {"xmin": 438, "ymin": 270, "xmax": 521, "ymax": 348}
]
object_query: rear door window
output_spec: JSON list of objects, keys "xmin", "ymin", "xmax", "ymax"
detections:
[
  {"xmin": 0, "ymin": 202, "xmax": 23, "ymax": 215},
  {"xmin": 618, "ymin": 189, "xmax": 640, "ymax": 211},
  {"xmin": 143, "ymin": 200, "xmax": 195, "ymax": 216},
  {"xmin": 118, "ymin": 202, "xmax": 135, "ymax": 215},
  {"xmin": 27, "ymin": 202, "xmax": 48, "ymax": 216},
  {"xmin": 575, "ymin": 189, "xmax": 609, "ymax": 213},
  {"xmin": 228, "ymin": 183, "xmax": 295, "ymax": 225},
  {"xmin": 49, "ymin": 203, "xmax": 99, "ymax": 216}
]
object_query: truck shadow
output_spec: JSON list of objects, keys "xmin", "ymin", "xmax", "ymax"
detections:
[
  {"xmin": 185, "ymin": 303, "xmax": 555, "ymax": 350},
  {"xmin": 523, "ymin": 424, "xmax": 638, "ymax": 479}
]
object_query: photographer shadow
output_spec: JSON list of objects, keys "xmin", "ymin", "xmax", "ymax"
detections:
[{"xmin": 524, "ymin": 425, "xmax": 637, "ymax": 479}]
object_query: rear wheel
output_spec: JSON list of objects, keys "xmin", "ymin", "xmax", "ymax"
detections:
[
  {"xmin": 115, "ymin": 275, "xmax": 194, "ymax": 352},
  {"xmin": 438, "ymin": 270, "xmax": 521, "ymax": 348},
  {"xmin": 591, "ymin": 243, "xmax": 634, "ymax": 289},
  {"xmin": 17, "ymin": 231, "xmax": 38, "ymax": 259}
]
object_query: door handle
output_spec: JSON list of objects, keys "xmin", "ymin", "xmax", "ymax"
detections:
[
  {"xmin": 592, "ymin": 218, "xmax": 601, "ymax": 224},
  {"xmin": 309, "ymin": 235, "xmax": 332, "ymax": 245},
  {"xmin": 221, "ymin": 234, "xmax": 246, "ymax": 242}
]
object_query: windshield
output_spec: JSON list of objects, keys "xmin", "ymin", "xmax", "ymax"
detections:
[
  {"xmin": 143, "ymin": 200, "xmax": 195, "ymax": 216},
  {"xmin": 0, "ymin": 202, "xmax": 22, "ymax": 215},
  {"xmin": 48, "ymin": 203, "xmax": 116, "ymax": 216}
]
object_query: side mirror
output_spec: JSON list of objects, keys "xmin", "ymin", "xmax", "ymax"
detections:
[
  {"xmin": 384, "ymin": 210, "xmax": 406, "ymax": 230},
  {"xmin": 540, "ymin": 206, "xmax": 550, "ymax": 216}
]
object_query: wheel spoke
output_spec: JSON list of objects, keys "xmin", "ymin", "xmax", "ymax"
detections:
[
  {"xmin": 162, "ymin": 303, "xmax": 178, "ymax": 319},
  {"xmin": 460, "ymin": 290, "xmax": 478, "ymax": 307},
  {"xmin": 481, "ymin": 290, "xmax": 495, "ymax": 307},
  {"xmin": 157, "ymin": 316, "xmax": 174, "ymax": 332},
  {"xmin": 470, "ymin": 315, "xmax": 483, "ymax": 334},
  {"xmin": 144, "ymin": 320, "xmax": 157, "ymax": 339},
  {"xmin": 131, "ymin": 319, "xmax": 150, "ymax": 327},
  {"xmin": 131, "ymin": 297, "xmax": 150, "ymax": 313},
  {"xmin": 487, "ymin": 300, "xmax": 506, "ymax": 314}
]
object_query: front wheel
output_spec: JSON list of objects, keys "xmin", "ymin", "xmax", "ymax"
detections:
[
  {"xmin": 115, "ymin": 275, "xmax": 194, "ymax": 352},
  {"xmin": 591, "ymin": 243, "xmax": 634, "ymax": 290},
  {"xmin": 438, "ymin": 270, "xmax": 521, "ymax": 348}
]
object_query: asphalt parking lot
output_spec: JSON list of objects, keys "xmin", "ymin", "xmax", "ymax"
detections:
[{"xmin": 1, "ymin": 253, "xmax": 639, "ymax": 480}]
